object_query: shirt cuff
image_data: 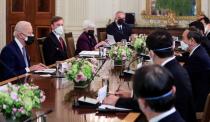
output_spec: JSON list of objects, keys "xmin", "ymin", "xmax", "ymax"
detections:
[{"xmin": 25, "ymin": 67, "xmax": 30, "ymax": 72}]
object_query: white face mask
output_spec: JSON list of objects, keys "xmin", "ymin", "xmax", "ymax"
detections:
[
  {"xmin": 180, "ymin": 41, "xmax": 189, "ymax": 51},
  {"xmin": 54, "ymin": 26, "xmax": 64, "ymax": 35}
]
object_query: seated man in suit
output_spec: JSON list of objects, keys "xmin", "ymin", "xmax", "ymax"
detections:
[
  {"xmin": 75, "ymin": 20, "xmax": 97, "ymax": 55},
  {"xmin": 106, "ymin": 11, "xmax": 132, "ymax": 43},
  {"xmin": 43, "ymin": 16, "xmax": 68, "ymax": 65},
  {"xmin": 181, "ymin": 29, "xmax": 210, "ymax": 112},
  {"xmin": 133, "ymin": 65, "xmax": 185, "ymax": 122},
  {"xmin": 103, "ymin": 30, "xmax": 196, "ymax": 122},
  {"xmin": 188, "ymin": 21, "xmax": 210, "ymax": 56},
  {"xmin": 0, "ymin": 21, "xmax": 46, "ymax": 81}
]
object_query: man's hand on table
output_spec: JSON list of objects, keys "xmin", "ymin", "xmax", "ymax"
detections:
[
  {"xmin": 29, "ymin": 63, "xmax": 48, "ymax": 71},
  {"xmin": 102, "ymin": 95, "xmax": 119, "ymax": 106}
]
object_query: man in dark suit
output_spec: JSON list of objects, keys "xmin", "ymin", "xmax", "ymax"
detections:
[
  {"xmin": 0, "ymin": 21, "xmax": 46, "ymax": 81},
  {"xmin": 75, "ymin": 20, "xmax": 97, "ymax": 55},
  {"xmin": 43, "ymin": 16, "xmax": 68, "ymax": 65},
  {"xmin": 103, "ymin": 30, "xmax": 196, "ymax": 122},
  {"xmin": 106, "ymin": 11, "xmax": 132, "ymax": 42},
  {"xmin": 133, "ymin": 65, "xmax": 185, "ymax": 122},
  {"xmin": 181, "ymin": 29, "xmax": 210, "ymax": 112}
]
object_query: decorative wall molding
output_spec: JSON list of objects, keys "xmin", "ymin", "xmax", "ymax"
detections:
[{"xmin": 0, "ymin": 0, "xmax": 6, "ymax": 51}]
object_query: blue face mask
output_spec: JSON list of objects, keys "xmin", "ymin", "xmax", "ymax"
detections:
[{"xmin": 180, "ymin": 41, "xmax": 189, "ymax": 51}]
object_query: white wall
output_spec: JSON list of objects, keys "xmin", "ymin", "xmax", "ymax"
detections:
[{"xmin": 55, "ymin": 0, "xmax": 210, "ymax": 42}]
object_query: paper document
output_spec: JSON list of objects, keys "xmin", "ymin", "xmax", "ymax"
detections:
[
  {"xmin": 106, "ymin": 34, "xmax": 116, "ymax": 45},
  {"xmin": 98, "ymin": 104, "xmax": 131, "ymax": 111},
  {"xmin": 78, "ymin": 96, "xmax": 98, "ymax": 104},
  {"xmin": 35, "ymin": 68, "xmax": 56, "ymax": 74},
  {"xmin": 79, "ymin": 51, "xmax": 99, "ymax": 57},
  {"xmin": 97, "ymin": 85, "xmax": 108, "ymax": 103}
]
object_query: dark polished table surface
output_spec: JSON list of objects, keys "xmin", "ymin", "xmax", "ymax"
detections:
[{"xmin": 0, "ymin": 59, "xmax": 146, "ymax": 122}]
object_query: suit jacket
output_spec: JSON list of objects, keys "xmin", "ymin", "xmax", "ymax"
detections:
[
  {"xmin": 201, "ymin": 36, "xmax": 210, "ymax": 56},
  {"xmin": 75, "ymin": 32, "xmax": 97, "ymax": 55},
  {"xmin": 158, "ymin": 111, "xmax": 185, "ymax": 122},
  {"xmin": 0, "ymin": 40, "xmax": 30, "ymax": 80},
  {"xmin": 106, "ymin": 22, "xmax": 132, "ymax": 42},
  {"xmin": 116, "ymin": 59, "xmax": 196, "ymax": 122},
  {"xmin": 183, "ymin": 45, "xmax": 210, "ymax": 112},
  {"xmin": 43, "ymin": 32, "xmax": 68, "ymax": 65}
]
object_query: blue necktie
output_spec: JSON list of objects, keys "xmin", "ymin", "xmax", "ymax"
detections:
[{"xmin": 22, "ymin": 47, "xmax": 29, "ymax": 67}]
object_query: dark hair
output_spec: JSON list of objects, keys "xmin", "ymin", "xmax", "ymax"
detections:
[
  {"xmin": 187, "ymin": 29, "xmax": 202, "ymax": 44},
  {"xmin": 199, "ymin": 15, "xmax": 210, "ymax": 24},
  {"xmin": 189, "ymin": 21, "xmax": 205, "ymax": 34},
  {"xmin": 146, "ymin": 29, "xmax": 174, "ymax": 58},
  {"xmin": 51, "ymin": 16, "xmax": 63, "ymax": 24},
  {"xmin": 133, "ymin": 65, "xmax": 175, "ymax": 112}
]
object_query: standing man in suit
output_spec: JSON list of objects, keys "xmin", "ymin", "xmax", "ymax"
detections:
[
  {"xmin": 103, "ymin": 30, "xmax": 196, "ymax": 122},
  {"xmin": 181, "ymin": 29, "xmax": 210, "ymax": 112},
  {"xmin": 133, "ymin": 65, "xmax": 185, "ymax": 122},
  {"xmin": 106, "ymin": 11, "xmax": 132, "ymax": 42},
  {"xmin": 0, "ymin": 21, "xmax": 46, "ymax": 81},
  {"xmin": 43, "ymin": 16, "xmax": 68, "ymax": 65}
]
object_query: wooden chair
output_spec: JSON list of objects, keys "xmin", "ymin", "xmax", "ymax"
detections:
[
  {"xmin": 196, "ymin": 93, "xmax": 210, "ymax": 122},
  {"xmin": 97, "ymin": 28, "xmax": 107, "ymax": 42},
  {"xmin": 65, "ymin": 32, "xmax": 75, "ymax": 58},
  {"xmin": 37, "ymin": 37, "xmax": 47, "ymax": 64}
]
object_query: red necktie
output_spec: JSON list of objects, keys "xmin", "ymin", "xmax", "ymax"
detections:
[{"xmin": 59, "ymin": 37, "xmax": 65, "ymax": 50}]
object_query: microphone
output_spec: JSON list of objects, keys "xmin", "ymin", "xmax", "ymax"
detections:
[
  {"xmin": 0, "ymin": 59, "xmax": 21, "ymax": 82},
  {"xmin": 23, "ymin": 109, "xmax": 53, "ymax": 122},
  {"xmin": 123, "ymin": 53, "xmax": 150, "ymax": 77}
]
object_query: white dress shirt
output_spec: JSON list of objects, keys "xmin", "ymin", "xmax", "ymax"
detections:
[
  {"xmin": 14, "ymin": 38, "xmax": 30, "ymax": 72},
  {"xmin": 189, "ymin": 44, "xmax": 200, "ymax": 57},
  {"xmin": 149, "ymin": 107, "xmax": 176, "ymax": 122},
  {"xmin": 161, "ymin": 56, "xmax": 176, "ymax": 66}
]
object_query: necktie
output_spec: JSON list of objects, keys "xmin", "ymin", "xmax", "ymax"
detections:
[
  {"xmin": 59, "ymin": 37, "xmax": 65, "ymax": 50},
  {"xmin": 22, "ymin": 47, "xmax": 29, "ymax": 67}
]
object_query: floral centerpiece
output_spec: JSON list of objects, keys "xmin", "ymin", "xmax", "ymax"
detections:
[
  {"xmin": 108, "ymin": 45, "xmax": 132, "ymax": 65},
  {"xmin": 66, "ymin": 58, "xmax": 98, "ymax": 88},
  {"xmin": 133, "ymin": 34, "xmax": 147, "ymax": 54},
  {"xmin": 0, "ymin": 83, "xmax": 45, "ymax": 120}
]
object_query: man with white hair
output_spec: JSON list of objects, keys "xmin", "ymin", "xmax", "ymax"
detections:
[
  {"xmin": 75, "ymin": 19, "xmax": 97, "ymax": 55},
  {"xmin": 0, "ymin": 21, "xmax": 46, "ymax": 81},
  {"xmin": 106, "ymin": 11, "xmax": 132, "ymax": 42},
  {"xmin": 43, "ymin": 16, "xmax": 68, "ymax": 65}
]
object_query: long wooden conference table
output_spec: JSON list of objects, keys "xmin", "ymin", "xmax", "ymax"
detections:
[{"xmin": 0, "ymin": 59, "xmax": 146, "ymax": 122}]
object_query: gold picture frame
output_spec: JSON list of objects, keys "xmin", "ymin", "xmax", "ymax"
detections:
[{"xmin": 141, "ymin": 0, "xmax": 202, "ymax": 20}]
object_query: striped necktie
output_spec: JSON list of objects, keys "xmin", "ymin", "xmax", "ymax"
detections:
[{"xmin": 22, "ymin": 47, "xmax": 29, "ymax": 67}]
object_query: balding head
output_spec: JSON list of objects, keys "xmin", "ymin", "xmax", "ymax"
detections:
[
  {"xmin": 13, "ymin": 21, "xmax": 33, "ymax": 37},
  {"xmin": 115, "ymin": 11, "xmax": 125, "ymax": 20},
  {"xmin": 13, "ymin": 21, "xmax": 33, "ymax": 45},
  {"xmin": 182, "ymin": 29, "xmax": 189, "ymax": 43}
]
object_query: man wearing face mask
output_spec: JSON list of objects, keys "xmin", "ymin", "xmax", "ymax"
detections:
[
  {"xmin": 75, "ymin": 20, "xmax": 97, "ymax": 55},
  {"xmin": 103, "ymin": 30, "xmax": 196, "ymax": 122},
  {"xmin": 0, "ymin": 21, "xmax": 47, "ymax": 81},
  {"xmin": 179, "ymin": 29, "xmax": 210, "ymax": 112},
  {"xmin": 43, "ymin": 16, "xmax": 68, "ymax": 65},
  {"xmin": 133, "ymin": 65, "xmax": 185, "ymax": 122},
  {"xmin": 106, "ymin": 11, "xmax": 132, "ymax": 42}
]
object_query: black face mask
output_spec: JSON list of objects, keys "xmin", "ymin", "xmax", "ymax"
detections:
[
  {"xmin": 117, "ymin": 19, "xmax": 125, "ymax": 25},
  {"xmin": 87, "ymin": 30, "xmax": 95, "ymax": 36},
  {"xmin": 25, "ymin": 36, "xmax": 35, "ymax": 45}
]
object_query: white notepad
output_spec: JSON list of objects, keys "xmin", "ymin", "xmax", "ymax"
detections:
[{"xmin": 79, "ymin": 51, "xmax": 99, "ymax": 57}]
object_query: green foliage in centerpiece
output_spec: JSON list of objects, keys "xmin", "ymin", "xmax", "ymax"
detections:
[
  {"xmin": 133, "ymin": 34, "xmax": 147, "ymax": 54},
  {"xmin": 0, "ymin": 83, "xmax": 45, "ymax": 120},
  {"xmin": 66, "ymin": 58, "xmax": 98, "ymax": 86},
  {"xmin": 108, "ymin": 45, "xmax": 132, "ymax": 64}
]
